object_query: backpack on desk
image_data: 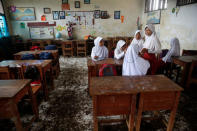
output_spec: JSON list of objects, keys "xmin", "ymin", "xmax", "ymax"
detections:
[{"xmin": 99, "ymin": 64, "xmax": 117, "ymax": 77}]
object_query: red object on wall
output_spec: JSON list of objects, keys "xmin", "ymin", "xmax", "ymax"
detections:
[{"xmin": 41, "ymin": 15, "xmax": 46, "ymax": 21}]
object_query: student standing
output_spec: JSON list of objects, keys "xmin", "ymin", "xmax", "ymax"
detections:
[
  {"xmin": 122, "ymin": 44, "xmax": 150, "ymax": 76},
  {"xmin": 140, "ymin": 24, "xmax": 161, "ymax": 75},
  {"xmin": 131, "ymin": 30, "xmax": 144, "ymax": 52}
]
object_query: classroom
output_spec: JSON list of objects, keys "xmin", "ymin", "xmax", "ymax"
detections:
[{"xmin": 0, "ymin": 0, "xmax": 197, "ymax": 130}]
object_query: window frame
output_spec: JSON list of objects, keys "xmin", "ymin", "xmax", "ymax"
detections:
[{"xmin": 144, "ymin": 0, "xmax": 168, "ymax": 13}]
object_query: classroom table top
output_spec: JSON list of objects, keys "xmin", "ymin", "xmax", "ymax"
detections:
[
  {"xmin": 87, "ymin": 58, "xmax": 123, "ymax": 67},
  {"xmin": 14, "ymin": 50, "xmax": 58, "ymax": 56},
  {"xmin": 173, "ymin": 55, "xmax": 197, "ymax": 63},
  {"xmin": 0, "ymin": 79, "xmax": 31, "ymax": 98},
  {"xmin": 90, "ymin": 75, "xmax": 183, "ymax": 96},
  {"xmin": 0, "ymin": 60, "xmax": 52, "ymax": 68}
]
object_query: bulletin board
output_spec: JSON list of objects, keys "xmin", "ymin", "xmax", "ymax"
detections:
[
  {"xmin": 29, "ymin": 27, "xmax": 54, "ymax": 39},
  {"xmin": 65, "ymin": 11, "xmax": 94, "ymax": 27}
]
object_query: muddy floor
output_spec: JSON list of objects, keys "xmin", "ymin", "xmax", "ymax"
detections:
[{"xmin": 0, "ymin": 57, "xmax": 197, "ymax": 131}]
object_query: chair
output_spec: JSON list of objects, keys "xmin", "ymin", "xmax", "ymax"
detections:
[
  {"xmin": 0, "ymin": 66, "xmax": 11, "ymax": 79},
  {"xmin": 18, "ymin": 65, "xmax": 43, "ymax": 96},
  {"xmin": 77, "ymin": 40, "xmax": 87, "ymax": 56},
  {"xmin": 62, "ymin": 41, "xmax": 74, "ymax": 56},
  {"xmin": 182, "ymin": 49, "xmax": 197, "ymax": 56},
  {"xmin": 186, "ymin": 60, "xmax": 197, "ymax": 88}
]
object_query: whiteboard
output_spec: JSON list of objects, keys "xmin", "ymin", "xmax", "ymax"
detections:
[{"xmin": 29, "ymin": 27, "xmax": 54, "ymax": 39}]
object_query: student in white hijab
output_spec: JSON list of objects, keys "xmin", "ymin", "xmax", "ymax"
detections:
[
  {"xmin": 114, "ymin": 40, "xmax": 127, "ymax": 59},
  {"xmin": 131, "ymin": 30, "xmax": 144, "ymax": 52},
  {"xmin": 122, "ymin": 44, "xmax": 150, "ymax": 76},
  {"xmin": 162, "ymin": 38, "xmax": 180, "ymax": 63},
  {"xmin": 141, "ymin": 24, "xmax": 162, "ymax": 54},
  {"xmin": 91, "ymin": 37, "xmax": 108, "ymax": 61}
]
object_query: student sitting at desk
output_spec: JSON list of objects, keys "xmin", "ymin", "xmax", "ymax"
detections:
[
  {"xmin": 91, "ymin": 37, "xmax": 108, "ymax": 61},
  {"xmin": 131, "ymin": 30, "xmax": 144, "ymax": 52},
  {"xmin": 140, "ymin": 24, "xmax": 162, "ymax": 75},
  {"xmin": 122, "ymin": 44, "xmax": 150, "ymax": 76},
  {"xmin": 114, "ymin": 40, "xmax": 127, "ymax": 60},
  {"xmin": 162, "ymin": 37, "xmax": 180, "ymax": 63}
]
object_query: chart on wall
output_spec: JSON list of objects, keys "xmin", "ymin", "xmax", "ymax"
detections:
[{"xmin": 29, "ymin": 27, "xmax": 54, "ymax": 39}]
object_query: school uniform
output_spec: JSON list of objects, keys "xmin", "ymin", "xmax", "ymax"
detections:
[
  {"xmin": 114, "ymin": 40, "xmax": 126, "ymax": 60},
  {"xmin": 91, "ymin": 37, "xmax": 108, "ymax": 61}
]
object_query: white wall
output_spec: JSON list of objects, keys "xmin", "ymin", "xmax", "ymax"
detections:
[
  {"xmin": 3, "ymin": 0, "xmax": 143, "ymax": 40},
  {"xmin": 141, "ymin": 0, "xmax": 197, "ymax": 51}
]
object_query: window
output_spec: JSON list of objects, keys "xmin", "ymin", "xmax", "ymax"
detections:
[
  {"xmin": 0, "ymin": 0, "xmax": 9, "ymax": 38},
  {"xmin": 177, "ymin": 0, "xmax": 197, "ymax": 6},
  {"xmin": 145, "ymin": 0, "xmax": 167, "ymax": 13}
]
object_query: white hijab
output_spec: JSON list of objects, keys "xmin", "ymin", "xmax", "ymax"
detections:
[
  {"xmin": 91, "ymin": 37, "xmax": 108, "ymax": 61},
  {"xmin": 131, "ymin": 30, "xmax": 144, "ymax": 52},
  {"xmin": 115, "ymin": 40, "xmax": 126, "ymax": 53},
  {"xmin": 162, "ymin": 38, "xmax": 180, "ymax": 63},
  {"xmin": 143, "ymin": 24, "xmax": 161, "ymax": 53},
  {"xmin": 122, "ymin": 44, "xmax": 150, "ymax": 76}
]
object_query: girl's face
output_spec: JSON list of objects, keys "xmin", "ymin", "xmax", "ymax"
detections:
[
  {"xmin": 99, "ymin": 40, "xmax": 104, "ymax": 46},
  {"xmin": 145, "ymin": 28, "xmax": 152, "ymax": 36},
  {"xmin": 136, "ymin": 32, "xmax": 141, "ymax": 40},
  {"xmin": 121, "ymin": 44, "xmax": 127, "ymax": 51}
]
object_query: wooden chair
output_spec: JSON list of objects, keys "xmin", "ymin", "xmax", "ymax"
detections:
[
  {"xmin": 77, "ymin": 40, "xmax": 87, "ymax": 56},
  {"xmin": 182, "ymin": 49, "xmax": 197, "ymax": 56},
  {"xmin": 17, "ymin": 65, "xmax": 43, "ymax": 96},
  {"xmin": 0, "ymin": 66, "xmax": 11, "ymax": 79},
  {"xmin": 61, "ymin": 41, "xmax": 74, "ymax": 56},
  {"xmin": 186, "ymin": 60, "xmax": 197, "ymax": 88}
]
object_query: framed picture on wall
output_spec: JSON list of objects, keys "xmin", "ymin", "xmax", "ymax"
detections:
[
  {"xmin": 84, "ymin": 0, "xmax": 90, "ymax": 4},
  {"xmin": 114, "ymin": 11, "xmax": 120, "ymax": 19},
  {"xmin": 59, "ymin": 11, "xmax": 65, "ymax": 19},
  {"xmin": 62, "ymin": 0, "xmax": 68, "ymax": 4},
  {"xmin": 52, "ymin": 11, "xmax": 59, "ymax": 20},
  {"xmin": 44, "ymin": 8, "xmax": 51, "ymax": 14},
  {"xmin": 11, "ymin": 7, "xmax": 36, "ymax": 21},
  {"xmin": 147, "ymin": 10, "xmax": 161, "ymax": 24},
  {"xmin": 75, "ymin": 1, "xmax": 80, "ymax": 8},
  {"xmin": 94, "ymin": 10, "xmax": 100, "ymax": 19}
]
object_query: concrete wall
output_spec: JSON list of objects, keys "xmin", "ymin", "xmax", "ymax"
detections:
[
  {"xmin": 3, "ymin": 0, "xmax": 143, "ymax": 40},
  {"xmin": 141, "ymin": 0, "xmax": 197, "ymax": 51}
]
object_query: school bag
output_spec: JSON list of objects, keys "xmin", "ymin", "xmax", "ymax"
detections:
[
  {"xmin": 21, "ymin": 54, "xmax": 35, "ymax": 60},
  {"xmin": 45, "ymin": 45, "xmax": 57, "ymax": 50},
  {"xmin": 39, "ymin": 52, "xmax": 52, "ymax": 60},
  {"xmin": 30, "ymin": 46, "xmax": 40, "ymax": 51},
  {"xmin": 99, "ymin": 64, "xmax": 117, "ymax": 77}
]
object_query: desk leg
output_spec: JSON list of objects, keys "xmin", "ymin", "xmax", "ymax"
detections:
[
  {"xmin": 50, "ymin": 65, "xmax": 55, "ymax": 90},
  {"xmin": 180, "ymin": 64, "xmax": 190, "ymax": 87},
  {"xmin": 136, "ymin": 93, "xmax": 144, "ymax": 131},
  {"xmin": 11, "ymin": 101, "xmax": 24, "ymax": 131},
  {"xmin": 93, "ymin": 96, "xmax": 98, "ymax": 131},
  {"xmin": 167, "ymin": 92, "xmax": 181, "ymax": 131},
  {"xmin": 40, "ymin": 68, "xmax": 49, "ymax": 101},
  {"xmin": 129, "ymin": 94, "xmax": 136, "ymax": 131},
  {"xmin": 27, "ymin": 84, "xmax": 39, "ymax": 118}
]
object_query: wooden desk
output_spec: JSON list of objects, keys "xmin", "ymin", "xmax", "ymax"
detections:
[
  {"xmin": 90, "ymin": 75, "xmax": 183, "ymax": 131},
  {"xmin": 87, "ymin": 58, "xmax": 123, "ymax": 90},
  {"xmin": 0, "ymin": 80, "xmax": 38, "ymax": 131},
  {"xmin": 172, "ymin": 55, "xmax": 197, "ymax": 86},
  {"xmin": 0, "ymin": 60, "xmax": 54, "ymax": 100},
  {"xmin": 90, "ymin": 76, "xmax": 139, "ymax": 131},
  {"xmin": 13, "ymin": 50, "xmax": 60, "ymax": 77}
]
